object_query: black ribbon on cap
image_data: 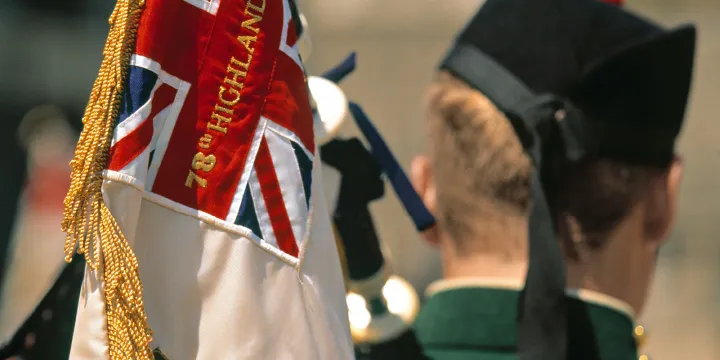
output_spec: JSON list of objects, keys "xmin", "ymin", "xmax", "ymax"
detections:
[{"xmin": 441, "ymin": 43, "xmax": 598, "ymax": 360}]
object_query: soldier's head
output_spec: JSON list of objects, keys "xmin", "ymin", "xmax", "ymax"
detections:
[{"xmin": 411, "ymin": 0, "xmax": 695, "ymax": 315}]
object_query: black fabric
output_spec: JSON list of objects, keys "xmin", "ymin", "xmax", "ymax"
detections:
[
  {"xmin": 572, "ymin": 25, "xmax": 696, "ymax": 166},
  {"xmin": 457, "ymin": 0, "xmax": 662, "ymax": 95},
  {"xmin": 333, "ymin": 207, "xmax": 385, "ymax": 280},
  {"xmin": 321, "ymin": 138, "xmax": 386, "ymax": 280},
  {"xmin": 153, "ymin": 348, "xmax": 170, "ymax": 360},
  {"xmin": 453, "ymin": 0, "xmax": 695, "ymax": 164}
]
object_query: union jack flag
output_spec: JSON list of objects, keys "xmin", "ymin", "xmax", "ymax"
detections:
[
  {"xmin": 70, "ymin": 1, "xmax": 353, "ymax": 357},
  {"xmin": 106, "ymin": 0, "xmax": 313, "ymax": 259}
]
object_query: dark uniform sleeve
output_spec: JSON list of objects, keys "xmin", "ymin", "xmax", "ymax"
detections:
[
  {"xmin": 0, "ymin": 255, "xmax": 84, "ymax": 360},
  {"xmin": 355, "ymin": 329, "xmax": 430, "ymax": 360}
]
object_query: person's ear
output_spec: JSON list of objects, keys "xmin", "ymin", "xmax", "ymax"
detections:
[
  {"xmin": 643, "ymin": 157, "xmax": 684, "ymax": 249},
  {"xmin": 410, "ymin": 155, "xmax": 440, "ymax": 247}
]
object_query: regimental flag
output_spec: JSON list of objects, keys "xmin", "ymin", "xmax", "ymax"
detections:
[{"xmin": 64, "ymin": 0, "xmax": 353, "ymax": 359}]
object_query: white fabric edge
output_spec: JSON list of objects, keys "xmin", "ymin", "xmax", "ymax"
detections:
[{"xmin": 102, "ymin": 170, "xmax": 299, "ymax": 267}]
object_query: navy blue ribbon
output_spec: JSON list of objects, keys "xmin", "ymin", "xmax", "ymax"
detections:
[
  {"xmin": 347, "ymin": 104, "xmax": 436, "ymax": 232},
  {"xmin": 319, "ymin": 53, "xmax": 437, "ymax": 232},
  {"xmin": 320, "ymin": 52, "xmax": 357, "ymax": 84}
]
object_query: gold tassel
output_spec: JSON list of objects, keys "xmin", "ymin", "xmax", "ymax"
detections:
[{"xmin": 61, "ymin": 1, "xmax": 152, "ymax": 359}]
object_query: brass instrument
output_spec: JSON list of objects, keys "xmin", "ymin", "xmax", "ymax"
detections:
[{"xmin": 316, "ymin": 53, "xmax": 429, "ymax": 359}]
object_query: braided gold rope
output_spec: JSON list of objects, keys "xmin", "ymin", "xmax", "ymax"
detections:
[{"xmin": 61, "ymin": 1, "xmax": 152, "ymax": 359}]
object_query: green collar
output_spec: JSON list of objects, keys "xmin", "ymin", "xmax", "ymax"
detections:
[{"xmin": 414, "ymin": 286, "xmax": 638, "ymax": 360}]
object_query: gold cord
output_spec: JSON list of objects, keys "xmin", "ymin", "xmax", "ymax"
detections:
[{"xmin": 61, "ymin": 1, "xmax": 152, "ymax": 359}]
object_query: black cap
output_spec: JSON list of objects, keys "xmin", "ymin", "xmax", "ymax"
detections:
[
  {"xmin": 446, "ymin": 0, "xmax": 695, "ymax": 166},
  {"xmin": 438, "ymin": 0, "xmax": 696, "ymax": 359}
]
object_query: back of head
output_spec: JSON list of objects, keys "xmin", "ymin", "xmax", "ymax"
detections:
[
  {"xmin": 426, "ymin": 0, "xmax": 695, "ymax": 255},
  {"xmin": 424, "ymin": 1, "xmax": 696, "ymax": 356},
  {"xmin": 425, "ymin": 72, "xmax": 531, "ymax": 254}
]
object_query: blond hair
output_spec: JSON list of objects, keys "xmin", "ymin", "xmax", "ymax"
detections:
[
  {"xmin": 425, "ymin": 72, "xmax": 532, "ymax": 253},
  {"xmin": 425, "ymin": 71, "xmax": 662, "ymax": 254}
]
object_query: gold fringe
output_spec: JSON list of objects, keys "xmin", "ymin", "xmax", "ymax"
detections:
[{"xmin": 61, "ymin": 1, "xmax": 152, "ymax": 359}]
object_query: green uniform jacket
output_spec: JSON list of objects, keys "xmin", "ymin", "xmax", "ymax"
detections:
[{"xmin": 414, "ymin": 280, "xmax": 640, "ymax": 360}]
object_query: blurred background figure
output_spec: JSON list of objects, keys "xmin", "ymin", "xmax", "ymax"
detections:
[
  {"xmin": 0, "ymin": 0, "xmax": 112, "ymax": 350},
  {"xmin": 0, "ymin": 106, "xmax": 74, "ymax": 341},
  {"xmin": 0, "ymin": 1, "xmax": 718, "ymax": 359}
]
